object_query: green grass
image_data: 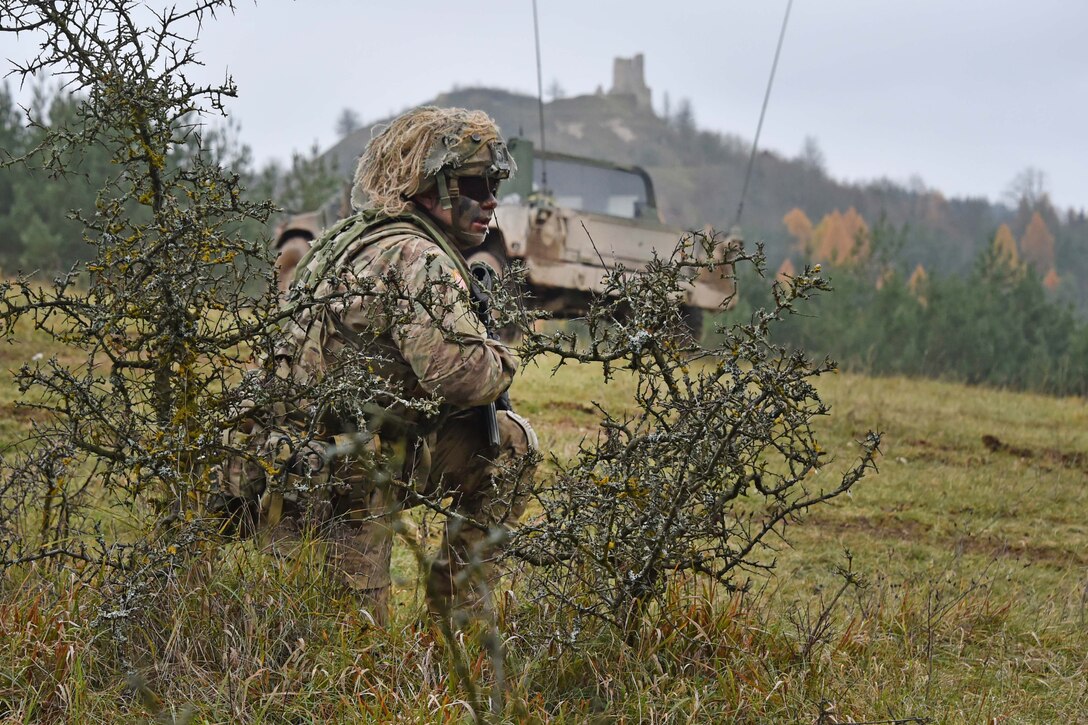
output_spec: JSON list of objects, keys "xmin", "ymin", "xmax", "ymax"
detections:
[{"xmin": 1, "ymin": 323, "xmax": 1087, "ymax": 722}]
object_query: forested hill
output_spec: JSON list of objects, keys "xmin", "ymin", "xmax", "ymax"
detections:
[
  {"xmin": 3, "ymin": 83, "xmax": 1085, "ymax": 309},
  {"xmin": 324, "ymin": 86, "xmax": 1088, "ymax": 306}
]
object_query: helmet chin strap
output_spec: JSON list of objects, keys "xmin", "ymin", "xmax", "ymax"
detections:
[{"xmin": 436, "ymin": 171, "xmax": 455, "ymax": 212}]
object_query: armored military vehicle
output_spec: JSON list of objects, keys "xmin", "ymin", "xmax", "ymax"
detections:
[{"xmin": 273, "ymin": 138, "xmax": 735, "ymax": 334}]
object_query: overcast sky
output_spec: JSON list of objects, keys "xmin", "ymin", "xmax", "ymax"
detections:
[{"xmin": 2, "ymin": 1, "xmax": 1086, "ymax": 210}]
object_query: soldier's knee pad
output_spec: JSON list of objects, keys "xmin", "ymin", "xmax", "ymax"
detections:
[{"xmin": 497, "ymin": 410, "xmax": 538, "ymax": 456}]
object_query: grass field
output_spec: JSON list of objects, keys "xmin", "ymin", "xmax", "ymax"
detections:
[{"xmin": 1, "ymin": 322, "xmax": 1087, "ymax": 723}]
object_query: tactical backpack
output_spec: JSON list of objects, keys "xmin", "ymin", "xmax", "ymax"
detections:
[{"xmin": 213, "ymin": 208, "xmax": 488, "ymax": 533}]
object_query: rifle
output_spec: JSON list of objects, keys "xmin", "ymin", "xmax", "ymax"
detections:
[{"xmin": 469, "ymin": 260, "xmax": 511, "ymax": 450}]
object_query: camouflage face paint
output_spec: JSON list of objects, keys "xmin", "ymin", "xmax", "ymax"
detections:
[{"xmin": 451, "ymin": 193, "xmax": 491, "ymax": 248}]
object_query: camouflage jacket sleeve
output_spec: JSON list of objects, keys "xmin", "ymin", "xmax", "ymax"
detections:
[{"xmin": 345, "ymin": 232, "xmax": 518, "ymax": 408}]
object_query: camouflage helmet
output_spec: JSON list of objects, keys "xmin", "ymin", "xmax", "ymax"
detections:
[{"xmin": 352, "ymin": 106, "xmax": 515, "ymax": 215}]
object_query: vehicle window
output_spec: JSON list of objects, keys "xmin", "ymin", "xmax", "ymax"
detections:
[{"xmin": 518, "ymin": 158, "xmax": 649, "ymax": 219}]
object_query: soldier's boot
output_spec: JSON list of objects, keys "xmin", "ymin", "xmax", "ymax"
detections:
[
  {"xmin": 203, "ymin": 491, "xmax": 260, "ymax": 538},
  {"xmin": 351, "ymin": 585, "xmax": 391, "ymax": 627},
  {"xmin": 260, "ymin": 498, "xmax": 305, "ymax": 558}
]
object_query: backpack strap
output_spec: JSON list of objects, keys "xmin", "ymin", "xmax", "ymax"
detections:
[{"xmin": 292, "ymin": 207, "xmax": 481, "ymax": 299}]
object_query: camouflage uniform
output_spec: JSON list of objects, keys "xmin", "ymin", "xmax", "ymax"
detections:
[{"xmin": 273, "ymin": 206, "xmax": 536, "ymax": 619}]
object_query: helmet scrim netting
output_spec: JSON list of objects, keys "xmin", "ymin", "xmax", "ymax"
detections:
[{"xmin": 353, "ymin": 106, "xmax": 506, "ymax": 215}]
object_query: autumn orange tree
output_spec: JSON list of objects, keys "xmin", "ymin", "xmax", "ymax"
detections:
[
  {"xmin": 1020, "ymin": 211, "xmax": 1055, "ymax": 272},
  {"xmin": 908, "ymin": 264, "xmax": 928, "ymax": 304},
  {"xmin": 1043, "ymin": 268, "xmax": 1061, "ymax": 291},
  {"xmin": 991, "ymin": 223, "xmax": 1020, "ymax": 270},
  {"xmin": 782, "ymin": 207, "xmax": 813, "ymax": 256},
  {"xmin": 787, "ymin": 207, "xmax": 871, "ymax": 267}
]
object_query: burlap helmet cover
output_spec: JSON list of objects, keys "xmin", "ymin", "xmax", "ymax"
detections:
[{"xmin": 352, "ymin": 106, "xmax": 515, "ymax": 215}]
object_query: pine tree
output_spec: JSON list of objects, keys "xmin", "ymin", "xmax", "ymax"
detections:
[
  {"xmin": 335, "ymin": 108, "xmax": 361, "ymax": 137},
  {"xmin": 798, "ymin": 136, "xmax": 826, "ymax": 173},
  {"xmin": 674, "ymin": 98, "xmax": 695, "ymax": 137}
]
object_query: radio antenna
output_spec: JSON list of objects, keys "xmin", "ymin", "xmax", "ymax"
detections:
[
  {"xmin": 733, "ymin": 0, "xmax": 793, "ymax": 229},
  {"xmin": 532, "ymin": 0, "xmax": 548, "ymax": 189}
]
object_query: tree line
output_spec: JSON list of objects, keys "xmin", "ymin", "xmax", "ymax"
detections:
[
  {"xmin": 723, "ymin": 212, "xmax": 1088, "ymax": 396},
  {"xmin": 0, "ymin": 83, "xmax": 339, "ymax": 274},
  {"xmin": 5, "ymin": 83, "xmax": 1088, "ymax": 398}
]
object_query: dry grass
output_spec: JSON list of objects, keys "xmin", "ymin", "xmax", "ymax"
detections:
[{"xmin": 1, "ymin": 324, "xmax": 1087, "ymax": 722}]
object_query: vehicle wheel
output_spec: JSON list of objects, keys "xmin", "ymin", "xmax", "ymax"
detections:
[
  {"xmin": 466, "ymin": 249, "xmax": 524, "ymax": 344},
  {"xmin": 275, "ymin": 234, "xmax": 313, "ymax": 295},
  {"xmin": 680, "ymin": 305, "xmax": 705, "ymax": 342}
]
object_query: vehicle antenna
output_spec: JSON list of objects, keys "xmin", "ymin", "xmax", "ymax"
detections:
[
  {"xmin": 532, "ymin": 0, "xmax": 549, "ymax": 190},
  {"xmin": 733, "ymin": 0, "xmax": 793, "ymax": 229}
]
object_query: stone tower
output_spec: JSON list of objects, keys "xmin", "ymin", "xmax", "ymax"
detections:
[{"xmin": 610, "ymin": 53, "xmax": 652, "ymax": 112}]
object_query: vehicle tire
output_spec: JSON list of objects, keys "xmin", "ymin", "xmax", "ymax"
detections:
[
  {"xmin": 680, "ymin": 305, "xmax": 705, "ymax": 342},
  {"xmin": 275, "ymin": 234, "xmax": 313, "ymax": 295}
]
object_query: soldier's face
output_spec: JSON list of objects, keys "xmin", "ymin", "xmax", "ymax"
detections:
[{"xmin": 421, "ymin": 174, "xmax": 499, "ymax": 248}]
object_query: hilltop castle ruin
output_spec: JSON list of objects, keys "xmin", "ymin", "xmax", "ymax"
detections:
[{"xmin": 608, "ymin": 53, "xmax": 652, "ymax": 112}]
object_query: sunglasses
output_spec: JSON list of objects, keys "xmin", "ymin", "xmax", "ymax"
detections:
[{"xmin": 458, "ymin": 175, "xmax": 501, "ymax": 203}]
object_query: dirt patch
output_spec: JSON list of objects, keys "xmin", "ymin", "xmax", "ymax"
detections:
[
  {"xmin": 903, "ymin": 437, "xmax": 962, "ymax": 454},
  {"xmin": 898, "ymin": 437, "xmax": 970, "ymax": 465},
  {"xmin": 968, "ymin": 537, "xmax": 1088, "ymax": 567},
  {"xmin": 981, "ymin": 434, "xmax": 1088, "ymax": 470},
  {"xmin": 811, "ymin": 513, "xmax": 932, "ymax": 542},
  {"xmin": 549, "ymin": 401, "xmax": 599, "ymax": 416},
  {"xmin": 0, "ymin": 400, "xmax": 45, "ymax": 418},
  {"xmin": 811, "ymin": 513, "xmax": 1086, "ymax": 568},
  {"xmin": 548, "ymin": 417, "xmax": 600, "ymax": 441},
  {"xmin": 0, "ymin": 401, "xmax": 50, "ymax": 424}
]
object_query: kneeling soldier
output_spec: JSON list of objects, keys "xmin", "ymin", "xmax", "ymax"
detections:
[{"xmin": 269, "ymin": 106, "xmax": 537, "ymax": 623}]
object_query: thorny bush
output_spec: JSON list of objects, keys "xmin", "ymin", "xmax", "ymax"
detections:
[
  {"xmin": 0, "ymin": 0, "xmax": 395, "ymax": 667},
  {"xmin": 0, "ymin": 0, "xmax": 457, "ymax": 662},
  {"xmin": 501, "ymin": 232, "xmax": 881, "ymax": 635}
]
